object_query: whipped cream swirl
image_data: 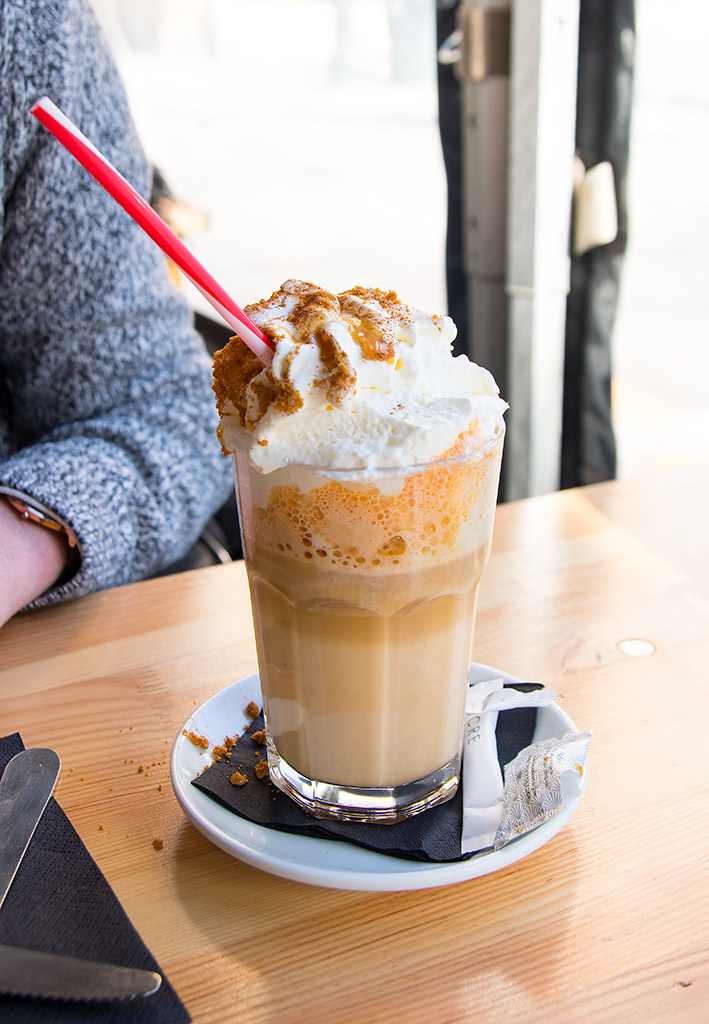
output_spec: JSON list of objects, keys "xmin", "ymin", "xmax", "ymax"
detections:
[{"xmin": 213, "ymin": 280, "xmax": 507, "ymax": 472}]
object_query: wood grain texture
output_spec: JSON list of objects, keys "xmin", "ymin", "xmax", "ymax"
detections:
[{"xmin": 1, "ymin": 466, "xmax": 707, "ymax": 1023}]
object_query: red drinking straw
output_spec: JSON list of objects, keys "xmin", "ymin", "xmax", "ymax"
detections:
[{"xmin": 30, "ymin": 97, "xmax": 273, "ymax": 364}]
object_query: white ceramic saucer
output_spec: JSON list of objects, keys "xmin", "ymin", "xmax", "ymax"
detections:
[{"xmin": 170, "ymin": 664, "xmax": 586, "ymax": 891}]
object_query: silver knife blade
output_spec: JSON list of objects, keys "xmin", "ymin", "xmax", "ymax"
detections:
[
  {"xmin": 0, "ymin": 944, "xmax": 162, "ymax": 1001},
  {"xmin": 0, "ymin": 748, "xmax": 61, "ymax": 909}
]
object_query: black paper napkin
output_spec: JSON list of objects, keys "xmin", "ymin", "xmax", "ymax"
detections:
[
  {"xmin": 193, "ymin": 682, "xmax": 542, "ymax": 863},
  {"xmin": 0, "ymin": 734, "xmax": 190, "ymax": 1024}
]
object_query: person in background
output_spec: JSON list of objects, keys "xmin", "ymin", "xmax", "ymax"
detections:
[{"xmin": 0, "ymin": 0, "xmax": 232, "ymax": 629}]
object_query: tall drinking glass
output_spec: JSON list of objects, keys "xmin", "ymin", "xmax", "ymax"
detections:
[{"xmin": 233, "ymin": 429, "xmax": 504, "ymax": 821}]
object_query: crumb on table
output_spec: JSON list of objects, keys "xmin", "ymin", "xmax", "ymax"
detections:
[
  {"xmin": 229, "ymin": 770, "xmax": 248, "ymax": 786},
  {"xmin": 152, "ymin": 838, "xmax": 164, "ymax": 851},
  {"xmin": 245, "ymin": 700, "xmax": 259, "ymax": 718}
]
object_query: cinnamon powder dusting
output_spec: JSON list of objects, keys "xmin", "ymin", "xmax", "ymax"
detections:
[
  {"xmin": 287, "ymin": 288, "xmax": 340, "ymax": 333},
  {"xmin": 312, "ymin": 327, "xmax": 356, "ymax": 404}
]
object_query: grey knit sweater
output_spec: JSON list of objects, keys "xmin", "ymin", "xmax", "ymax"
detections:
[{"xmin": 0, "ymin": 0, "xmax": 232, "ymax": 607}]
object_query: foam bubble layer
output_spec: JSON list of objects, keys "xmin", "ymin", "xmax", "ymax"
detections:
[
  {"xmin": 213, "ymin": 281, "xmax": 507, "ymax": 472},
  {"xmin": 239, "ymin": 435, "xmax": 503, "ymax": 574}
]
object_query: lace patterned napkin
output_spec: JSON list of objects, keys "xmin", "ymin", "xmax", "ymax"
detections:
[{"xmin": 461, "ymin": 679, "xmax": 591, "ymax": 853}]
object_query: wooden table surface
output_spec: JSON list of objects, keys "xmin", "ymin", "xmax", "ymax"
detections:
[{"xmin": 1, "ymin": 466, "xmax": 708, "ymax": 1023}]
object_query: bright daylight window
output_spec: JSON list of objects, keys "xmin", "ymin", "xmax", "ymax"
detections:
[
  {"xmin": 94, "ymin": 0, "xmax": 709, "ymax": 482},
  {"xmin": 93, "ymin": 0, "xmax": 446, "ymax": 322}
]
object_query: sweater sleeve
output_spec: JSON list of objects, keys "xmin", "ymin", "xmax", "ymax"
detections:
[{"xmin": 0, "ymin": 0, "xmax": 233, "ymax": 606}]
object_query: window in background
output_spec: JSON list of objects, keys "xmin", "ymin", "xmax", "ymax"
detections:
[
  {"xmin": 613, "ymin": 0, "xmax": 709, "ymax": 478},
  {"xmin": 93, "ymin": 0, "xmax": 709, "ymax": 484},
  {"xmin": 92, "ymin": 0, "xmax": 447, "ymax": 321}
]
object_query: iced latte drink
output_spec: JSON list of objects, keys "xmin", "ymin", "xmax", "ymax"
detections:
[{"xmin": 213, "ymin": 281, "xmax": 506, "ymax": 821}]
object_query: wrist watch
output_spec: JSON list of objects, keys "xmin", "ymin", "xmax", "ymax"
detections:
[
  {"xmin": 3, "ymin": 492, "xmax": 80, "ymax": 588},
  {"xmin": 3, "ymin": 493, "xmax": 76, "ymax": 557},
  {"xmin": 4, "ymin": 495, "xmax": 77, "ymax": 549}
]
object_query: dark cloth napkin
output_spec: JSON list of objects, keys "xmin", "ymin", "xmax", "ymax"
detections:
[
  {"xmin": 193, "ymin": 682, "xmax": 542, "ymax": 863},
  {"xmin": 0, "ymin": 734, "xmax": 190, "ymax": 1024}
]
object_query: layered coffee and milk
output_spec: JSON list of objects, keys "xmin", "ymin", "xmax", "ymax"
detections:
[{"xmin": 213, "ymin": 280, "xmax": 506, "ymax": 803}]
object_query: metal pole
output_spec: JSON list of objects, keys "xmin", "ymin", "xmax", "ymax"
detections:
[
  {"xmin": 456, "ymin": 0, "xmax": 511, "ymax": 404},
  {"xmin": 504, "ymin": 0, "xmax": 580, "ymax": 499}
]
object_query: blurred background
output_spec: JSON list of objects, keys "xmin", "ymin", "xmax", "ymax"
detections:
[{"xmin": 93, "ymin": 0, "xmax": 708, "ymax": 492}]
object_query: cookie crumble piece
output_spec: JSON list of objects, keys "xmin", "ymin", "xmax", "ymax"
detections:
[{"xmin": 183, "ymin": 729, "xmax": 209, "ymax": 750}]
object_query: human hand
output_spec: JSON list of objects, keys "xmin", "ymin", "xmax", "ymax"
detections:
[{"xmin": 0, "ymin": 497, "xmax": 71, "ymax": 629}]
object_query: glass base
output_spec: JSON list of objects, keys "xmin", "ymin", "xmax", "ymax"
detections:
[{"xmin": 266, "ymin": 736, "xmax": 460, "ymax": 822}]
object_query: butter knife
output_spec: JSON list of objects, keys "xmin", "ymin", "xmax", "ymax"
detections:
[
  {"xmin": 0, "ymin": 748, "xmax": 60, "ymax": 908},
  {"xmin": 0, "ymin": 747, "xmax": 161, "ymax": 1001},
  {"xmin": 0, "ymin": 944, "xmax": 162, "ymax": 1001}
]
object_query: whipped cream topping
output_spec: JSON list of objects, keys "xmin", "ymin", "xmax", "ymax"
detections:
[{"xmin": 213, "ymin": 280, "xmax": 507, "ymax": 472}]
